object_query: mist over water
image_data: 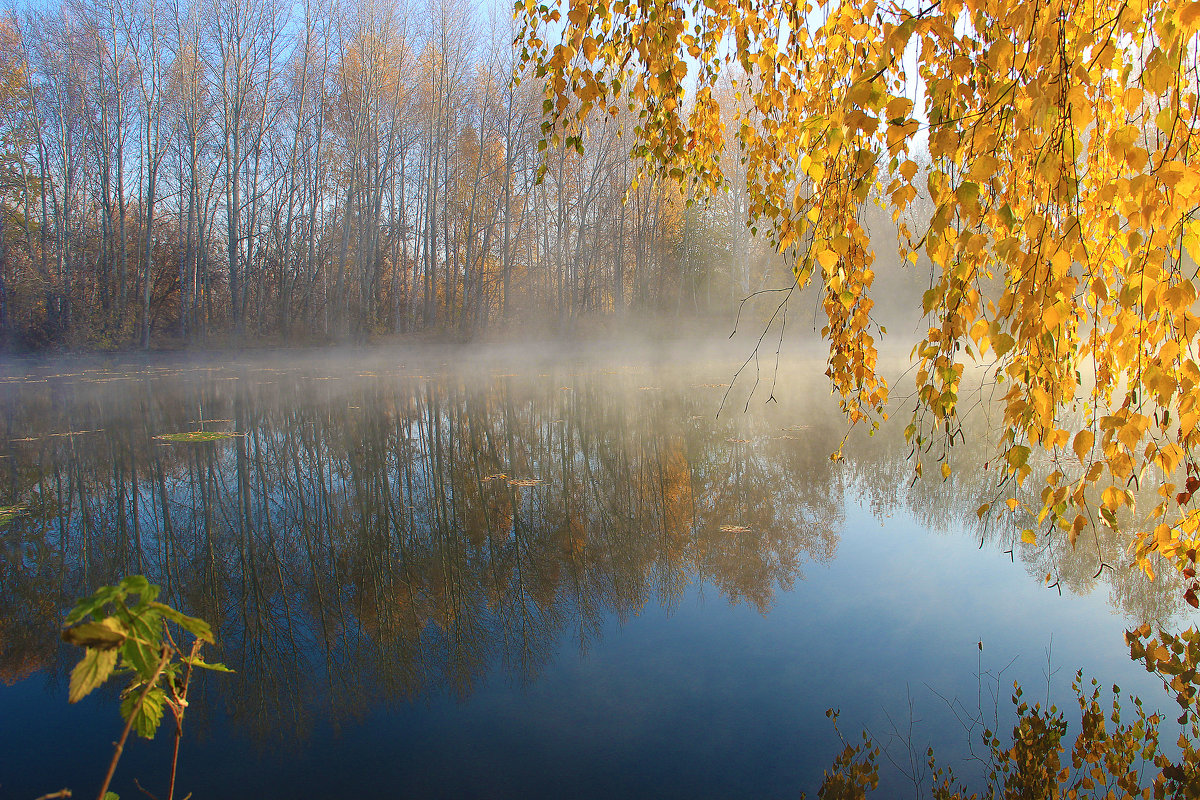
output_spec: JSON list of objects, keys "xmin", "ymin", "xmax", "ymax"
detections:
[{"xmin": 0, "ymin": 340, "xmax": 1193, "ymax": 798}]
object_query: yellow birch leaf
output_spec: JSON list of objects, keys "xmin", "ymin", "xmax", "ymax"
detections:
[
  {"xmin": 816, "ymin": 249, "xmax": 839, "ymax": 270},
  {"xmin": 1072, "ymin": 430, "xmax": 1094, "ymax": 463}
]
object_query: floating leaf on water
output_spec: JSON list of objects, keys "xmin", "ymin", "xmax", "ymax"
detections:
[
  {"xmin": 483, "ymin": 473, "xmax": 509, "ymax": 481},
  {"xmin": 153, "ymin": 431, "xmax": 240, "ymax": 443},
  {"xmin": 0, "ymin": 505, "xmax": 25, "ymax": 525},
  {"xmin": 719, "ymin": 525, "xmax": 751, "ymax": 533},
  {"xmin": 727, "ymin": 438, "xmax": 751, "ymax": 444},
  {"xmin": 508, "ymin": 478, "xmax": 544, "ymax": 487}
]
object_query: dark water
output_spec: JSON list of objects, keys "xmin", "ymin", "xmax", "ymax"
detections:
[{"xmin": 0, "ymin": 345, "xmax": 1194, "ymax": 799}]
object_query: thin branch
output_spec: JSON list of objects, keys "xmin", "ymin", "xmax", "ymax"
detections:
[{"xmin": 95, "ymin": 645, "xmax": 172, "ymax": 800}]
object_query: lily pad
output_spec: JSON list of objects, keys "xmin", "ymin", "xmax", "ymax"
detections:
[
  {"xmin": 508, "ymin": 478, "xmax": 544, "ymax": 487},
  {"xmin": 153, "ymin": 431, "xmax": 239, "ymax": 443}
]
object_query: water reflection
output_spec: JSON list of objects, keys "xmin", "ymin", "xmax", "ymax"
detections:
[{"xmin": 0, "ymin": 353, "xmax": 1188, "ymax": 745}]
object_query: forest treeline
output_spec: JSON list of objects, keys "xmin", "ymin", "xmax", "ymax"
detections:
[{"xmin": 0, "ymin": 0, "xmax": 777, "ymax": 350}]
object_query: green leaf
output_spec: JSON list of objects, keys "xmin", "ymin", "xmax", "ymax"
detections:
[
  {"xmin": 123, "ymin": 607, "xmax": 163, "ymax": 676},
  {"xmin": 120, "ymin": 575, "xmax": 151, "ymax": 594},
  {"xmin": 122, "ymin": 632, "xmax": 160, "ymax": 679},
  {"xmin": 69, "ymin": 648, "xmax": 119, "ymax": 703},
  {"xmin": 103, "ymin": 793, "xmax": 120, "ymax": 800},
  {"xmin": 150, "ymin": 603, "xmax": 214, "ymax": 643},
  {"xmin": 120, "ymin": 575, "xmax": 159, "ymax": 605},
  {"xmin": 130, "ymin": 607, "xmax": 163, "ymax": 642},
  {"xmin": 62, "ymin": 617, "xmax": 127, "ymax": 649},
  {"xmin": 121, "ymin": 686, "xmax": 166, "ymax": 740},
  {"xmin": 191, "ymin": 660, "xmax": 234, "ymax": 673},
  {"xmin": 66, "ymin": 585, "xmax": 121, "ymax": 625}
]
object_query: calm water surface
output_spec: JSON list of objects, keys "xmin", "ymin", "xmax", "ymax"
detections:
[{"xmin": 0, "ymin": 344, "xmax": 1195, "ymax": 798}]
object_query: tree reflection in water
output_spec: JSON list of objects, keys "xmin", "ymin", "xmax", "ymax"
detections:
[{"xmin": 0, "ymin": 354, "xmax": 1188, "ymax": 744}]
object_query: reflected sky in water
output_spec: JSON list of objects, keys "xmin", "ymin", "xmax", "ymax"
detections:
[{"xmin": 0, "ymin": 344, "xmax": 1196, "ymax": 798}]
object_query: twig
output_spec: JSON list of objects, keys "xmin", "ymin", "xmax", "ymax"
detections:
[
  {"xmin": 133, "ymin": 778, "xmax": 161, "ymax": 800},
  {"xmin": 719, "ymin": 286, "xmax": 795, "ymax": 416},
  {"xmin": 728, "ymin": 287, "xmax": 794, "ymax": 339},
  {"xmin": 34, "ymin": 790, "xmax": 72, "ymax": 800},
  {"xmin": 96, "ymin": 646, "xmax": 172, "ymax": 800},
  {"xmin": 168, "ymin": 640, "xmax": 202, "ymax": 800},
  {"xmin": 1043, "ymin": 636, "xmax": 1060, "ymax": 709},
  {"xmin": 872, "ymin": 684, "xmax": 928, "ymax": 799}
]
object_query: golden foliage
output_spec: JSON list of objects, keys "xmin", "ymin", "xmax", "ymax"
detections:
[{"xmin": 519, "ymin": 0, "xmax": 1200, "ymax": 588}]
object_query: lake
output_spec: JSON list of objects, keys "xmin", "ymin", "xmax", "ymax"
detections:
[{"xmin": 0, "ymin": 342, "xmax": 1195, "ymax": 798}]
